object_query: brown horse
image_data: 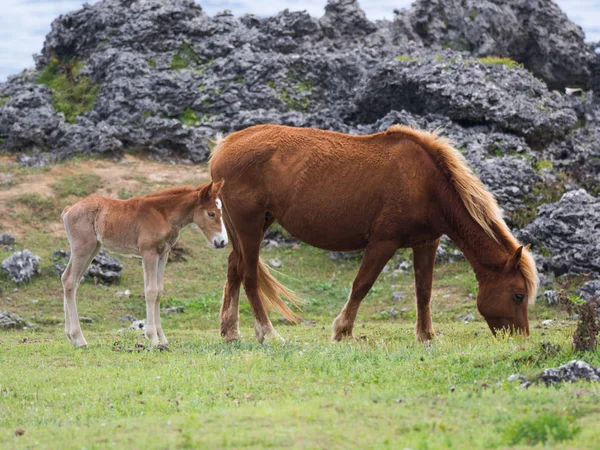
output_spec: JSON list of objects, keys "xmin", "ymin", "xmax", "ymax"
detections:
[{"xmin": 209, "ymin": 124, "xmax": 538, "ymax": 343}]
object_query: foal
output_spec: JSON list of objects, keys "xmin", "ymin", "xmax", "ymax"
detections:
[{"xmin": 60, "ymin": 181, "xmax": 227, "ymax": 347}]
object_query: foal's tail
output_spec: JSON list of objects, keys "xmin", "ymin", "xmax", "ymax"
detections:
[{"xmin": 220, "ymin": 204, "xmax": 302, "ymax": 323}]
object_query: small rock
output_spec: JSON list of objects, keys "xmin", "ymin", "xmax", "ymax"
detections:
[
  {"xmin": 14, "ymin": 429, "xmax": 25, "ymax": 437},
  {"xmin": 449, "ymin": 386, "xmax": 456, "ymax": 392},
  {"xmin": 268, "ymin": 258, "xmax": 282, "ymax": 269},
  {"xmin": 116, "ymin": 289, "xmax": 131, "ymax": 298},
  {"xmin": 457, "ymin": 313, "xmax": 475, "ymax": 322},
  {"xmin": 119, "ymin": 314, "xmax": 137, "ymax": 322},
  {"xmin": 0, "ymin": 234, "xmax": 15, "ymax": 246},
  {"xmin": 541, "ymin": 319, "xmax": 554, "ymax": 325},
  {"xmin": 1, "ymin": 250, "xmax": 41, "ymax": 284},
  {"xmin": 165, "ymin": 306, "xmax": 185, "ymax": 314},
  {"xmin": 508, "ymin": 374, "xmax": 528, "ymax": 383},
  {"xmin": 80, "ymin": 317, "xmax": 93, "ymax": 324},
  {"xmin": 391, "ymin": 291, "xmax": 405, "ymax": 302},
  {"xmin": 541, "ymin": 360, "xmax": 600, "ymax": 384},
  {"xmin": 544, "ymin": 290, "xmax": 559, "ymax": 306},
  {"xmin": 0, "ymin": 311, "xmax": 32, "ymax": 329},
  {"xmin": 129, "ymin": 320, "xmax": 146, "ymax": 330}
]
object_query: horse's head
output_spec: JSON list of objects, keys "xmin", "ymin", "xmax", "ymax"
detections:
[
  {"xmin": 193, "ymin": 180, "xmax": 228, "ymax": 249},
  {"xmin": 476, "ymin": 246, "xmax": 537, "ymax": 336}
]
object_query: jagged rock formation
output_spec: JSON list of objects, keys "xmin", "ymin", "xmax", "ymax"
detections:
[
  {"xmin": 52, "ymin": 249, "xmax": 123, "ymax": 285},
  {"xmin": 0, "ymin": 0, "xmax": 598, "ymax": 280},
  {"xmin": 1, "ymin": 250, "xmax": 41, "ymax": 284}
]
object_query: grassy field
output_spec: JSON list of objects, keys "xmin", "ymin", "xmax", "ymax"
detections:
[{"xmin": 0, "ymin": 157, "xmax": 599, "ymax": 449}]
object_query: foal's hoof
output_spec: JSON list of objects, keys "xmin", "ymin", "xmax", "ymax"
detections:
[
  {"xmin": 154, "ymin": 343, "xmax": 170, "ymax": 351},
  {"xmin": 255, "ymin": 324, "xmax": 285, "ymax": 344},
  {"xmin": 331, "ymin": 330, "xmax": 355, "ymax": 342}
]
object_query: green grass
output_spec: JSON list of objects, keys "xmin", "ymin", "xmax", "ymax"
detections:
[
  {"xmin": 37, "ymin": 59, "xmax": 101, "ymax": 123},
  {"xmin": 0, "ymin": 95, "xmax": 9, "ymax": 107},
  {"xmin": 53, "ymin": 173, "xmax": 103, "ymax": 197},
  {"xmin": 477, "ymin": 56, "xmax": 523, "ymax": 69},
  {"xmin": 1, "ymin": 170, "xmax": 598, "ymax": 448},
  {"xmin": 147, "ymin": 58, "xmax": 157, "ymax": 68}
]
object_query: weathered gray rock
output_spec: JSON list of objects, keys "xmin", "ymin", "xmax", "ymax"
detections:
[
  {"xmin": 544, "ymin": 290, "xmax": 559, "ymax": 306},
  {"xmin": 541, "ymin": 360, "xmax": 600, "ymax": 384},
  {"xmin": 403, "ymin": 0, "xmax": 597, "ymax": 90},
  {"xmin": 1, "ymin": 250, "xmax": 41, "ymax": 284},
  {"xmin": 0, "ymin": 234, "xmax": 15, "ymax": 246},
  {"xmin": 579, "ymin": 280, "xmax": 600, "ymax": 301},
  {"xmin": 129, "ymin": 319, "xmax": 146, "ymax": 330},
  {"xmin": 517, "ymin": 190, "xmax": 600, "ymax": 276},
  {"xmin": 165, "ymin": 306, "xmax": 185, "ymax": 314},
  {"xmin": 0, "ymin": 311, "xmax": 32, "ymax": 329},
  {"xmin": 52, "ymin": 249, "xmax": 123, "ymax": 284}
]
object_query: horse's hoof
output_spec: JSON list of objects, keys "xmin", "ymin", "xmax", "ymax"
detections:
[
  {"xmin": 155, "ymin": 343, "xmax": 170, "ymax": 351},
  {"xmin": 415, "ymin": 329, "xmax": 436, "ymax": 343}
]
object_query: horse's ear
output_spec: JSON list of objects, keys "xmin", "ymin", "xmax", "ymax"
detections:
[
  {"xmin": 197, "ymin": 182, "xmax": 213, "ymax": 202},
  {"xmin": 508, "ymin": 246, "xmax": 524, "ymax": 270}
]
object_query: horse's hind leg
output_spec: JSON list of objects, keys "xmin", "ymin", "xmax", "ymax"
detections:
[
  {"xmin": 332, "ymin": 240, "xmax": 398, "ymax": 341},
  {"xmin": 62, "ymin": 218, "xmax": 100, "ymax": 347},
  {"xmin": 412, "ymin": 239, "xmax": 440, "ymax": 342}
]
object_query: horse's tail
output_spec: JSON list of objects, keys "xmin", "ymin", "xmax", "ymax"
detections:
[{"xmin": 220, "ymin": 203, "xmax": 302, "ymax": 323}]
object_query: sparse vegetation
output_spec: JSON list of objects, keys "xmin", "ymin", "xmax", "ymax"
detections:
[
  {"xmin": 503, "ymin": 413, "xmax": 581, "ymax": 446},
  {"xmin": 170, "ymin": 42, "xmax": 199, "ymax": 70},
  {"xmin": 477, "ymin": 56, "xmax": 523, "ymax": 69},
  {"xmin": 0, "ymin": 96, "xmax": 9, "ymax": 107},
  {"xmin": 178, "ymin": 107, "xmax": 201, "ymax": 126},
  {"xmin": 396, "ymin": 54, "xmax": 423, "ymax": 63},
  {"xmin": 53, "ymin": 173, "xmax": 103, "ymax": 197},
  {"xmin": 37, "ymin": 58, "xmax": 101, "ymax": 123},
  {"xmin": 147, "ymin": 58, "xmax": 157, "ymax": 68},
  {"xmin": 508, "ymin": 177, "xmax": 567, "ymax": 228},
  {"xmin": 559, "ymin": 291, "xmax": 600, "ymax": 352},
  {"xmin": 14, "ymin": 193, "xmax": 61, "ymax": 222},
  {"xmin": 534, "ymin": 158, "xmax": 553, "ymax": 172}
]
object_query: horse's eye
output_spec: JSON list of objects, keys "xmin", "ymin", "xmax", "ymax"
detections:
[
  {"xmin": 207, "ymin": 211, "xmax": 216, "ymax": 218},
  {"xmin": 513, "ymin": 293, "xmax": 525, "ymax": 304}
]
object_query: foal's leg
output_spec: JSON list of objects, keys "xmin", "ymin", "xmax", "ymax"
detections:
[
  {"xmin": 153, "ymin": 253, "xmax": 169, "ymax": 345},
  {"xmin": 412, "ymin": 239, "xmax": 440, "ymax": 342},
  {"xmin": 142, "ymin": 252, "xmax": 160, "ymax": 346},
  {"xmin": 62, "ymin": 241, "xmax": 100, "ymax": 347},
  {"xmin": 220, "ymin": 250, "xmax": 242, "ymax": 342},
  {"xmin": 332, "ymin": 240, "xmax": 398, "ymax": 341}
]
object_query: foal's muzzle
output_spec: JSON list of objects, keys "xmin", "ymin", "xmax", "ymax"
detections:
[{"xmin": 213, "ymin": 238, "xmax": 226, "ymax": 249}]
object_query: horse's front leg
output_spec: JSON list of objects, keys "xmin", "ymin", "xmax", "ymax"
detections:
[
  {"xmin": 412, "ymin": 239, "xmax": 440, "ymax": 343},
  {"xmin": 142, "ymin": 252, "xmax": 160, "ymax": 347},
  {"xmin": 220, "ymin": 250, "xmax": 242, "ymax": 342},
  {"xmin": 332, "ymin": 240, "xmax": 398, "ymax": 341}
]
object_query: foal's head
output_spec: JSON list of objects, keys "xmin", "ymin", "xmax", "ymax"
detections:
[
  {"xmin": 194, "ymin": 180, "xmax": 227, "ymax": 249},
  {"xmin": 476, "ymin": 246, "xmax": 538, "ymax": 336}
]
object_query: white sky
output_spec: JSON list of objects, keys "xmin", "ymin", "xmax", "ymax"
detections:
[{"xmin": 0, "ymin": 0, "xmax": 598, "ymax": 82}]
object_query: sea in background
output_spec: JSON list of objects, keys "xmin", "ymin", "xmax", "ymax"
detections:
[{"xmin": 0, "ymin": 0, "xmax": 599, "ymax": 82}]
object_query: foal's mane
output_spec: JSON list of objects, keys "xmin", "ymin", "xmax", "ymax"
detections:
[{"xmin": 386, "ymin": 125, "xmax": 538, "ymax": 303}]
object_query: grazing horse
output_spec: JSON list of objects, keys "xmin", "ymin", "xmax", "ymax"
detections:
[
  {"xmin": 209, "ymin": 124, "xmax": 538, "ymax": 344},
  {"xmin": 60, "ymin": 182, "xmax": 227, "ymax": 347}
]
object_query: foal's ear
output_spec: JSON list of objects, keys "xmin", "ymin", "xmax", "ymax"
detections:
[
  {"xmin": 508, "ymin": 246, "xmax": 524, "ymax": 270},
  {"xmin": 211, "ymin": 179, "xmax": 224, "ymax": 197},
  {"xmin": 197, "ymin": 182, "xmax": 213, "ymax": 203}
]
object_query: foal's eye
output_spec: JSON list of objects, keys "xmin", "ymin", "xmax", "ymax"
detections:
[
  {"xmin": 513, "ymin": 293, "xmax": 525, "ymax": 304},
  {"xmin": 207, "ymin": 211, "xmax": 216, "ymax": 218}
]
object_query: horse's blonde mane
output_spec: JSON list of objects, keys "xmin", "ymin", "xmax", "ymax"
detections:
[{"xmin": 387, "ymin": 124, "xmax": 538, "ymax": 303}]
